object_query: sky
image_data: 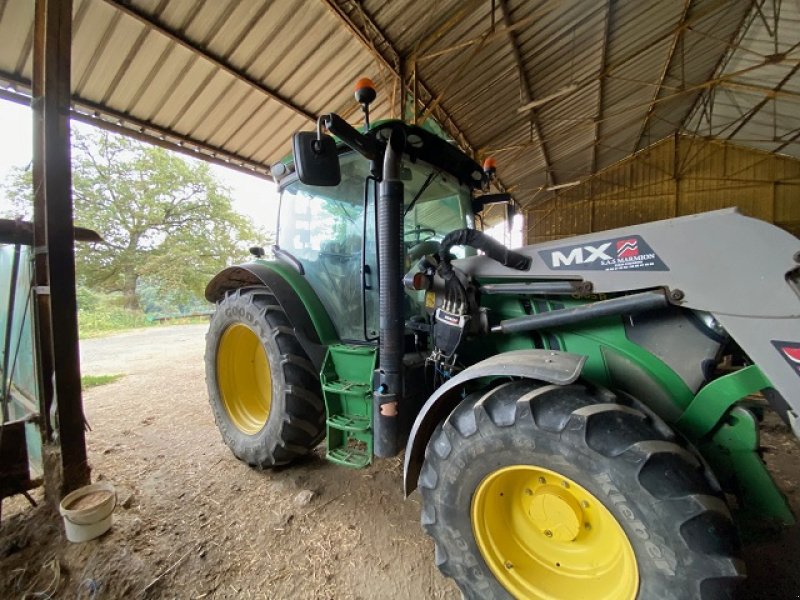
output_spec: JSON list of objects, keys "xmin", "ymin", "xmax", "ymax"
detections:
[{"xmin": 0, "ymin": 99, "xmax": 280, "ymax": 237}]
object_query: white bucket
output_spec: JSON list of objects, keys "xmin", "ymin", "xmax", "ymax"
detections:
[{"xmin": 58, "ymin": 482, "xmax": 117, "ymax": 543}]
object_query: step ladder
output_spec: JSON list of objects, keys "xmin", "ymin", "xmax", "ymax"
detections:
[{"xmin": 320, "ymin": 344, "xmax": 376, "ymax": 468}]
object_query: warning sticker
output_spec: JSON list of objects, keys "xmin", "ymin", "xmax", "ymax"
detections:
[
  {"xmin": 539, "ymin": 235, "xmax": 668, "ymax": 272},
  {"xmin": 772, "ymin": 341, "xmax": 800, "ymax": 378}
]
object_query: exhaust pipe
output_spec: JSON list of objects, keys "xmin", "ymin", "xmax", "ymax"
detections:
[{"xmin": 373, "ymin": 127, "xmax": 405, "ymax": 457}]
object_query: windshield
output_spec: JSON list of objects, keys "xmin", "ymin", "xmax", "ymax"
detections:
[
  {"xmin": 278, "ymin": 152, "xmax": 473, "ymax": 340},
  {"xmin": 402, "ymin": 164, "xmax": 474, "ymax": 253}
]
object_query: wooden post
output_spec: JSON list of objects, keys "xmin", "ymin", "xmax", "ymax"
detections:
[
  {"xmin": 33, "ymin": 0, "xmax": 90, "ymax": 497},
  {"xmin": 31, "ymin": 0, "xmax": 55, "ymax": 446},
  {"xmin": 673, "ymin": 132, "xmax": 680, "ymax": 217},
  {"xmin": 399, "ymin": 59, "xmax": 407, "ymax": 122}
]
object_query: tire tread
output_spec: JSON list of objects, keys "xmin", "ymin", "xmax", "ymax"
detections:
[
  {"xmin": 420, "ymin": 381, "xmax": 744, "ymax": 600},
  {"xmin": 206, "ymin": 287, "xmax": 325, "ymax": 468}
]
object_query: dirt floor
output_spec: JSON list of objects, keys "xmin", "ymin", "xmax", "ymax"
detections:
[{"xmin": 1, "ymin": 323, "xmax": 798, "ymax": 599}]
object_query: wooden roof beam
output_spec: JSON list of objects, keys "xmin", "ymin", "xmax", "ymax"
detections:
[
  {"xmin": 497, "ymin": 0, "xmax": 554, "ymax": 187},
  {"xmin": 635, "ymin": 0, "xmax": 692, "ymax": 151},
  {"xmin": 592, "ymin": 0, "xmax": 613, "ymax": 174},
  {"xmin": 319, "ymin": 0, "xmax": 482, "ymax": 161},
  {"xmin": 0, "ymin": 74, "xmax": 273, "ymax": 179},
  {"xmin": 682, "ymin": 0, "xmax": 759, "ymax": 134},
  {"xmin": 725, "ymin": 60, "xmax": 800, "ymax": 139}
]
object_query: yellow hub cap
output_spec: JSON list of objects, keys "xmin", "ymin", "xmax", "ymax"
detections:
[
  {"xmin": 471, "ymin": 465, "xmax": 638, "ymax": 599},
  {"xmin": 216, "ymin": 324, "xmax": 272, "ymax": 434}
]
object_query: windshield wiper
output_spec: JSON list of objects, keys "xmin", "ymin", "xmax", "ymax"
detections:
[{"xmin": 403, "ymin": 171, "xmax": 438, "ymax": 217}]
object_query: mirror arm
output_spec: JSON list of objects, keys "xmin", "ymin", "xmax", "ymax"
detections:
[{"xmin": 320, "ymin": 113, "xmax": 383, "ymax": 161}]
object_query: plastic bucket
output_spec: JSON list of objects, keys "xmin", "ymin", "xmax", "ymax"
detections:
[{"xmin": 58, "ymin": 482, "xmax": 117, "ymax": 543}]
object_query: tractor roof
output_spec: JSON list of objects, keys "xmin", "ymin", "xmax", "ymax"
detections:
[{"xmin": 274, "ymin": 118, "xmax": 486, "ymax": 191}]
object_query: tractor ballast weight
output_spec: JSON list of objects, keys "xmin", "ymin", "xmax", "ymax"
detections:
[{"xmin": 204, "ymin": 80, "xmax": 800, "ymax": 599}]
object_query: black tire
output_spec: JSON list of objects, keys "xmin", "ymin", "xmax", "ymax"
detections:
[
  {"xmin": 419, "ymin": 380, "xmax": 744, "ymax": 600},
  {"xmin": 205, "ymin": 287, "xmax": 325, "ymax": 467}
]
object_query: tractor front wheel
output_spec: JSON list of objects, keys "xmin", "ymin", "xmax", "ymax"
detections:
[
  {"xmin": 205, "ymin": 287, "xmax": 325, "ymax": 467},
  {"xmin": 419, "ymin": 381, "xmax": 744, "ymax": 599}
]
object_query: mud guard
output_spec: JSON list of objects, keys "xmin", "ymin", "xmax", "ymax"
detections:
[
  {"xmin": 205, "ymin": 260, "xmax": 338, "ymax": 370},
  {"xmin": 403, "ymin": 349, "xmax": 587, "ymax": 495}
]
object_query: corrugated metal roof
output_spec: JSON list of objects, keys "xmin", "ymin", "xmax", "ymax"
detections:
[
  {"xmin": 0, "ymin": 0, "xmax": 796, "ymax": 209},
  {"xmin": 684, "ymin": 0, "xmax": 800, "ymax": 157},
  {"xmin": 0, "ymin": 0, "xmax": 392, "ymax": 177}
]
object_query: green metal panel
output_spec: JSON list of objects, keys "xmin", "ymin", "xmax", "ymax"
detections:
[
  {"xmin": 678, "ymin": 367, "xmax": 794, "ymax": 526},
  {"xmin": 698, "ymin": 407, "xmax": 795, "ymax": 527},
  {"xmin": 474, "ymin": 291, "xmax": 792, "ymax": 525},
  {"xmin": 253, "ymin": 259, "xmax": 339, "ymax": 346},
  {"xmin": 677, "ymin": 365, "xmax": 771, "ymax": 439},
  {"xmin": 1, "ymin": 245, "xmax": 38, "ymax": 400},
  {"xmin": 473, "ymin": 294, "xmax": 694, "ymax": 419}
]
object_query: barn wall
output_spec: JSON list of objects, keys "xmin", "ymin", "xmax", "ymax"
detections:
[{"xmin": 525, "ymin": 135, "xmax": 800, "ymax": 244}]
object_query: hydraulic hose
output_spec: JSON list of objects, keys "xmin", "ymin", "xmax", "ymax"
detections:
[
  {"xmin": 439, "ymin": 229, "xmax": 531, "ymax": 271},
  {"xmin": 437, "ymin": 229, "xmax": 531, "ymax": 314}
]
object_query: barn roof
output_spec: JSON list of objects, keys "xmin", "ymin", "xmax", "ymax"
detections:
[{"xmin": 0, "ymin": 0, "xmax": 797, "ymax": 207}]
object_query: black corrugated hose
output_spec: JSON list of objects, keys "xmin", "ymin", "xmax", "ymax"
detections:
[{"xmin": 437, "ymin": 229, "xmax": 531, "ymax": 314}]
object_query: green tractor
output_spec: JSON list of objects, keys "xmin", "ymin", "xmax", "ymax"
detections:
[{"xmin": 205, "ymin": 81, "xmax": 800, "ymax": 599}]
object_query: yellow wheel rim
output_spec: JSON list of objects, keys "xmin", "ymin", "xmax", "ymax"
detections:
[
  {"xmin": 216, "ymin": 324, "xmax": 272, "ymax": 434},
  {"xmin": 471, "ymin": 465, "xmax": 638, "ymax": 600}
]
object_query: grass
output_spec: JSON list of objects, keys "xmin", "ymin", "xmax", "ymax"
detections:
[
  {"xmin": 81, "ymin": 374, "xmax": 124, "ymax": 389},
  {"xmin": 78, "ymin": 306, "xmax": 210, "ymax": 339},
  {"xmin": 76, "ymin": 287, "xmax": 214, "ymax": 338},
  {"xmin": 79, "ymin": 305, "xmax": 152, "ymax": 338}
]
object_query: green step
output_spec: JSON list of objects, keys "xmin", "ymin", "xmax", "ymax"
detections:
[
  {"xmin": 327, "ymin": 446, "xmax": 371, "ymax": 469},
  {"xmin": 322, "ymin": 381, "xmax": 371, "ymax": 395},
  {"xmin": 327, "ymin": 413, "xmax": 371, "ymax": 432},
  {"xmin": 320, "ymin": 344, "xmax": 377, "ymax": 469},
  {"xmin": 325, "ymin": 345, "xmax": 375, "ymax": 356}
]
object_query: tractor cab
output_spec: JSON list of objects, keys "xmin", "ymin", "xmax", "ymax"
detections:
[{"xmin": 274, "ymin": 120, "xmax": 481, "ymax": 342}]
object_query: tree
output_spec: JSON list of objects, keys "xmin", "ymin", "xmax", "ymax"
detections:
[{"xmin": 2, "ymin": 128, "xmax": 265, "ymax": 309}]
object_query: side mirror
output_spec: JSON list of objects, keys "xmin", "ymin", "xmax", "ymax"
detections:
[
  {"xmin": 292, "ymin": 132, "xmax": 341, "ymax": 186},
  {"xmin": 472, "ymin": 193, "xmax": 511, "ymax": 214}
]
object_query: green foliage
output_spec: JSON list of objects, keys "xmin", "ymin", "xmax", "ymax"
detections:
[
  {"xmin": 1, "ymin": 165, "xmax": 32, "ymax": 219},
  {"xmin": 2, "ymin": 127, "xmax": 269, "ymax": 310},
  {"xmin": 81, "ymin": 374, "xmax": 124, "ymax": 389},
  {"xmin": 76, "ymin": 285, "xmax": 102, "ymax": 312},
  {"xmin": 77, "ymin": 293, "xmax": 151, "ymax": 337},
  {"xmin": 136, "ymin": 277, "xmax": 209, "ymax": 317},
  {"xmin": 77, "ymin": 289, "xmax": 211, "ymax": 338}
]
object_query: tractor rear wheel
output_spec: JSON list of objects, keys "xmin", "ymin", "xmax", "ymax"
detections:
[
  {"xmin": 205, "ymin": 287, "xmax": 325, "ymax": 467},
  {"xmin": 419, "ymin": 380, "xmax": 744, "ymax": 600}
]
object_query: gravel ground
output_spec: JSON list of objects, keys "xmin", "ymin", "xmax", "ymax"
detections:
[{"xmin": 0, "ymin": 323, "xmax": 798, "ymax": 598}]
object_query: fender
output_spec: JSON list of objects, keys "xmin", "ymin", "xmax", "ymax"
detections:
[
  {"xmin": 205, "ymin": 260, "xmax": 338, "ymax": 370},
  {"xmin": 403, "ymin": 349, "xmax": 587, "ymax": 495}
]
